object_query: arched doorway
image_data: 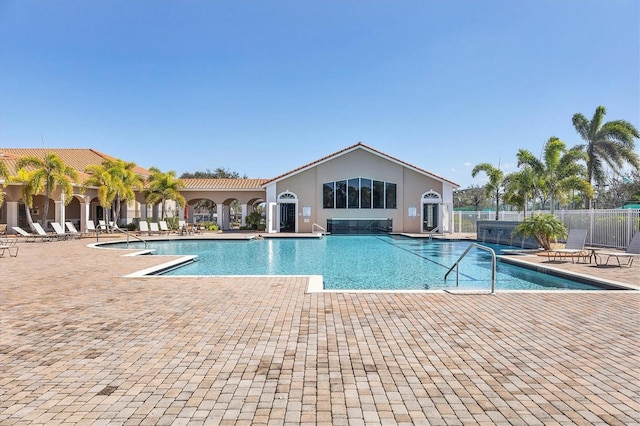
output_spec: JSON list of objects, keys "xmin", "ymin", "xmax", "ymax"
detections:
[
  {"xmin": 421, "ymin": 190, "xmax": 442, "ymax": 232},
  {"xmin": 277, "ymin": 191, "xmax": 297, "ymax": 233}
]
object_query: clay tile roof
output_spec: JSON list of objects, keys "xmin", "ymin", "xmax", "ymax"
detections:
[
  {"xmin": 263, "ymin": 142, "xmax": 460, "ymax": 187},
  {"xmin": 181, "ymin": 178, "xmax": 269, "ymax": 190},
  {"xmin": 0, "ymin": 148, "xmax": 151, "ymax": 183}
]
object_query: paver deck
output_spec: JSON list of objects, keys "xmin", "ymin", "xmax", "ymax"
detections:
[{"xmin": 1, "ymin": 234, "xmax": 638, "ymax": 425}]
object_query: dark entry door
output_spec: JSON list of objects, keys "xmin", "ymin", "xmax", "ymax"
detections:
[
  {"xmin": 422, "ymin": 204, "xmax": 438, "ymax": 232},
  {"xmin": 280, "ymin": 203, "xmax": 296, "ymax": 232}
]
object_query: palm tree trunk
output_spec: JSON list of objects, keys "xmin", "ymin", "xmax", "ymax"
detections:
[
  {"xmin": 41, "ymin": 188, "xmax": 51, "ymax": 228},
  {"xmin": 25, "ymin": 206, "xmax": 35, "ymax": 231}
]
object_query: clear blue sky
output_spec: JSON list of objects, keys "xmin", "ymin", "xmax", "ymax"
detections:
[{"xmin": 1, "ymin": 0, "xmax": 638, "ymax": 188}]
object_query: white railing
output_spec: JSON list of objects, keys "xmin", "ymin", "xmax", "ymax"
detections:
[{"xmin": 453, "ymin": 208, "xmax": 640, "ymax": 249}]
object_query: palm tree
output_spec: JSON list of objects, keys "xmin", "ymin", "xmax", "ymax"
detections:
[
  {"xmin": 10, "ymin": 168, "xmax": 43, "ymax": 230},
  {"xmin": 572, "ymin": 106, "xmax": 640, "ymax": 207},
  {"xmin": 106, "ymin": 159, "xmax": 144, "ymax": 226},
  {"xmin": 516, "ymin": 137, "xmax": 593, "ymax": 213},
  {"xmin": 16, "ymin": 152, "xmax": 78, "ymax": 228},
  {"xmin": 146, "ymin": 167, "xmax": 185, "ymax": 219},
  {"xmin": 503, "ymin": 167, "xmax": 537, "ymax": 217},
  {"xmin": 84, "ymin": 163, "xmax": 118, "ymax": 232},
  {"xmin": 0, "ymin": 161, "xmax": 9, "ymax": 205},
  {"xmin": 471, "ymin": 163, "xmax": 504, "ymax": 220}
]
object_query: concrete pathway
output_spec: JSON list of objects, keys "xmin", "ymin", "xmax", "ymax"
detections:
[{"xmin": 1, "ymin": 235, "xmax": 638, "ymax": 425}]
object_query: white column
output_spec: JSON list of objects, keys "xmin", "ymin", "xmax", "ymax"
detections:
[
  {"xmin": 55, "ymin": 200, "xmax": 65, "ymax": 229},
  {"xmin": 241, "ymin": 203, "xmax": 248, "ymax": 227},
  {"xmin": 267, "ymin": 202, "xmax": 277, "ymax": 233},
  {"xmin": 6, "ymin": 201, "xmax": 18, "ymax": 233},
  {"xmin": 222, "ymin": 204, "xmax": 231, "ymax": 230},
  {"xmin": 81, "ymin": 198, "xmax": 90, "ymax": 233}
]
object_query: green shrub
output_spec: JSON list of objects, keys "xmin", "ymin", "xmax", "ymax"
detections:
[{"xmin": 513, "ymin": 214, "xmax": 567, "ymax": 250}]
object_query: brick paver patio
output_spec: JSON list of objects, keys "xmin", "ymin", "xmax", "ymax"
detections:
[{"xmin": 1, "ymin": 235, "xmax": 638, "ymax": 425}]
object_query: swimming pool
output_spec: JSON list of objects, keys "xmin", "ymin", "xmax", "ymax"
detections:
[{"xmin": 109, "ymin": 235, "xmax": 606, "ymax": 291}]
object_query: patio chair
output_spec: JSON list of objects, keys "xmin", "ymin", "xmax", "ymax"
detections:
[
  {"xmin": 12, "ymin": 226, "xmax": 51, "ymax": 242},
  {"xmin": 50, "ymin": 222, "xmax": 72, "ymax": 240},
  {"xmin": 32, "ymin": 223, "xmax": 62, "ymax": 241},
  {"xmin": 65, "ymin": 222, "xmax": 84, "ymax": 238},
  {"xmin": 539, "ymin": 229, "xmax": 588, "ymax": 263},
  {"xmin": 596, "ymin": 232, "xmax": 640, "ymax": 267},
  {"xmin": 0, "ymin": 244, "xmax": 19, "ymax": 257},
  {"xmin": 158, "ymin": 220, "xmax": 171, "ymax": 234},
  {"xmin": 149, "ymin": 222, "xmax": 161, "ymax": 235},
  {"xmin": 138, "ymin": 221, "xmax": 150, "ymax": 236},
  {"xmin": 87, "ymin": 220, "xmax": 99, "ymax": 234}
]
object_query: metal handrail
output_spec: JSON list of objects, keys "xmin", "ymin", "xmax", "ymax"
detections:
[
  {"xmin": 444, "ymin": 243, "xmax": 496, "ymax": 294},
  {"xmin": 96, "ymin": 225, "xmax": 147, "ymax": 248},
  {"xmin": 428, "ymin": 226, "xmax": 440, "ymax": 240},
  {"xmin": 312, "ymin": 223, "xmax": 327, "ymax": 234}
]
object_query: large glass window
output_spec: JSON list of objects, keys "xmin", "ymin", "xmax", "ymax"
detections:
[
  {"xmin": 385, "ymin": 182, "xmax": 397, "ymax": 209},
  {"xmin": 323, "ymin": 178, "xmax": 396, "ymax": 209},
  {"xmin": 360, "ymin": 178, "xmax": 371, "ymax": 209},
  {"xmin": 348, "ymin": 178, "xmax": 360, "ymax": 208},
  {"xmin": 336, "ymin": 180, "xmax": 347, "ymax": 209},
  {"xmin": 373, "ymin": 180, "xmax": 385, "ymax": 209},
  {"xmin": 323, "ymin": 182, "xmax": 335, "ymax": 208}
]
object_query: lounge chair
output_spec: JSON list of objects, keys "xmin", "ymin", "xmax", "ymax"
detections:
[
  {"xmin": 87, "ymin": 220, "xmax": 99, "ymax": 234},
  {"xmin": 149, "ymin": 222, "xmax": 161, "ymax": 235},
  {"xmin": 51, "ymin": 222, "xmax": 73, "ymax": 240},
  {"xmin": 0, "ymin": 244, "xmax": 18, "ymax": 257},
  {"xmin": 138, "ymin": 221, "xmax": 150, "ymax": 235},
  {"xmin": 12, "ymin": 226, "xmax": 51, "ymax": 242},
  {"xmin": 159, "ymin": 220, "xmax": 171, "ymax": 234},
  {"xmin": 596, "ymin": 232, "xmax": 640, "ymax": 267},
  {"xmin": 539, "ymin": 229, "xmax": 588, "ymax": 263},
  {"xmin": 65, "ymin": 222, "xmax": 84, "ymax": 238},
  {"xmin": 33, "ymin": 223, "xmax": 63, "ymax": 241}
]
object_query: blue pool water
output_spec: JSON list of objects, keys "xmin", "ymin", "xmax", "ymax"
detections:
[{"xmin": 109, "ymin": 235, "xmax": 604, "ymax": 291}]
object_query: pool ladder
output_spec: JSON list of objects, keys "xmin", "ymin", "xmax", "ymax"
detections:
[{"xmin": 444, "ymin": 243, "xmax": 496, "ymax": 294}]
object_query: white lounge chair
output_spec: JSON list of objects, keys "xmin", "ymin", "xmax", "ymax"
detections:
[
  {"xmin": 65, "ymin": 222, "xmax": 84, "ymax": 238},
  {"xmin": 540, "ymin": 229, "xmax": 588, "ymax": 263},
  {"xmin": 596, "ymin": 232, "xmax": 640, "ymax": 267},
  {"xmin": 159, "ymin": 220, "xmax": 171, "ymax": 234},
  {"xmin": 87, "ymin": 220, "xmax": 99, "ymax": 234},
  {"xmin": 50, "ymin": 222, "xmax": 72, "ymax": 240},
  {"xmin": 12, "ymin": 226, "xmax": 51, "ymax": 242},
  {"xmin": 0, "ymin": 244, "xmax": 18, "ymax": 257},
  {"xmin": 149, "ymin": 222, "xmax": 161, "ymax": 235},
  {"xmin": 33, "ymin": 222, "xmax": 62, "ymax": 241},
  {"xmin": 138, "ymin": 221, "xmax": 150, "ymax": 235}
]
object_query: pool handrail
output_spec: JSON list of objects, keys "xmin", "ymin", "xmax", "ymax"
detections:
[
  {"xmin": 444, "ymin": 243, "xmax": 496, "ymax": 294},
  {"xmin": 94, "ymin": 225, "xmax": 147, "ymax": 249}
]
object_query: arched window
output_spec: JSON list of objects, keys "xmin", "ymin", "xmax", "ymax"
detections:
[
  {"xmin": 422, "ymin": 190, "xmax": 442, "ymax": 203},
  {"xmin": 278, "ymin": 191, "xmax": 297, "ymax": 202}
]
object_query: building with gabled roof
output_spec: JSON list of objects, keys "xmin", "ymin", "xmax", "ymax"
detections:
[
  {"xmin": 262, "ymin": 142, "xmax": 459, "ymax": 234},
  {"xmin": 0, "ymin": 143, "xmax": 458, "ymax": 234}
]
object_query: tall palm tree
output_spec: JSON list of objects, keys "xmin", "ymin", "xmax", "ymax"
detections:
[
  {"xmin": 106, "ymin": 159, "xmax": 144, "ymax": 226},
  {"xmin": 10, "ymin": 168, "xmax": 43, "ymax": 230},
  {"xmin": 503, "ymin": 167, "xmax": 537, "ymax": 217},
  {"xmin": 0, "ymin": 161, "xmax": 9, "ymax": 205},
  {"xmin": 516, "ymin": 137, "xmax": 593, "ymax": 213},
  {"xmin": 572, "ymin": 106, "xmax": 640, "ymax": 207},
  {"xmin": 471, "ymin": 163, "xmax": 504, "ymax": 220},
  {"xmin": 84, "ymin": 163, "xmax": 118, "ymax": 232},
  {"xmin": 16, "ymin": 152, "xmax": 78, "ymax": 227},
  {"xmin": 146, "ymin": 167, "xmax": 185, "ymax": 219}
]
